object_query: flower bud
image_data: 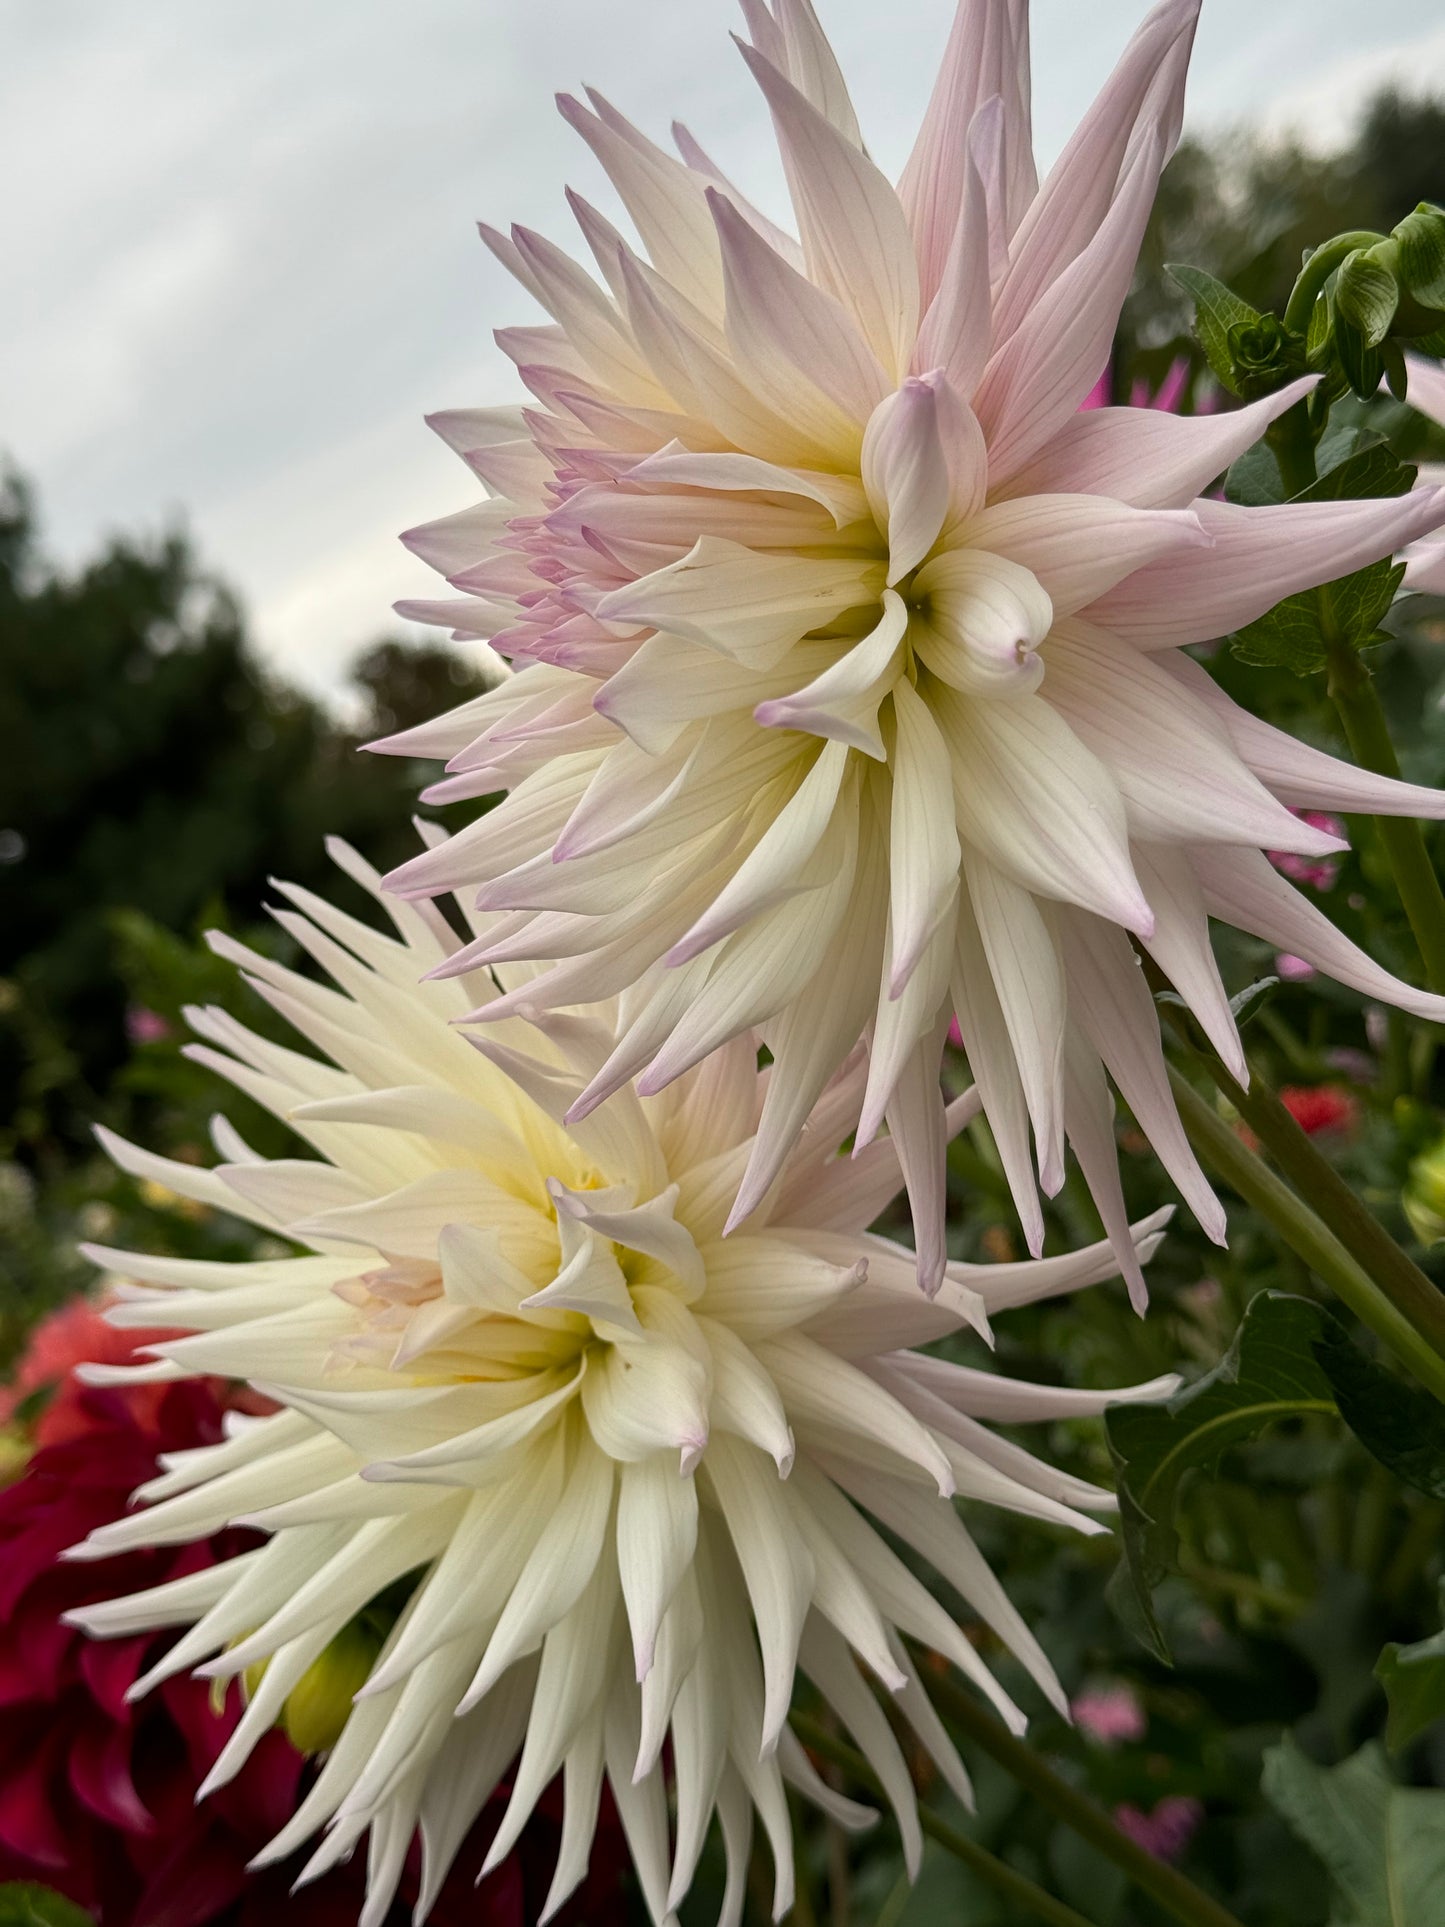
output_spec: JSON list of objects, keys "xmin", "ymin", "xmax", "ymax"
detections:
[
  {"xmin": 1404, "ymin": 1137, "xmax": 1445, "ymax": 1248},
  {"xmin": 1333, "ymin": 246, "xmax": 1399, "ymax": 350},
  {"xmin": 1226, "ymin": 314, "xmax": 1307, "ymax": 399},
  {"xmin": 250, "ymin": 1617, "xmax": 386, "ymax": 1756}
]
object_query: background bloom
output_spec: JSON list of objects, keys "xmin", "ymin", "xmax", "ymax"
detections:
[
  {"xmin": 69, "ymin": 840, "xmax": 1176, "ymax": 1925},
  {"xmin": 0, "ymin": 1300, "xmax": 622, "ymax": 1926},
  {"xmin": 373, "ymin": 0, "xmax": 1445, "ymax": 1296}
]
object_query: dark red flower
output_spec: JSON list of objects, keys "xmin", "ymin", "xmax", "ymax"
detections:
[
  {"xmin": 0, "ymin": 1311, "xmax": 627, "ymax": 1925},
  {"xmin": 1278, "ymin": 1084, "xmax": 1359, "ymax": 1139}
]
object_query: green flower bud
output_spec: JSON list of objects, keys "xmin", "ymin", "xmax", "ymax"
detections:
[
  {"xmin": 281, "ymin": 1617, "xmax": 384, "ymax": 1755},
  {"xmin": 1404, "ymin": 1137, "xmax": 1445, "ymax": 1248},
  {"xmin": 1226, "ymin": 313, "xmax": 1308, "ymax": 399}
]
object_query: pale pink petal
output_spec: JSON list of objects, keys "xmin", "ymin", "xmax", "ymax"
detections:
[
  {"xmin": 887, "ymin": 679, "xmax": 962, "ymax": 992},
  {"xmin": 598, "ymin": 537, "xmax": 884, "ymax": 669},
  {"xmin": 993, "ymin": 0, "xmax": 1199, "ymax": 342},
  {"xmin": 1059, "ymin": 908, "xmax": 1227, "ymax": 1244},
  {"xmin": 1131, "ymin": 842, "xmax": 1247, "ymax": 1083},
  {"xmin": 899, "ymin": 0, "xmax": 1035, "ymax": 303},
  {"xmin": 628, "ymin": 443, "xmax": 870, "ymax": 528},
  {"xmin": 1194, "ymin": 845, "xmax": 1445, "ymax": 1024},
  {"xmin": 670, "ymin": 120, "xmax": 806, "ymax": 268},
  {"xmin": 1162, "ymin": 653, "xmax": 1445, "ymax": 819},
  {"xmin": 963, "ymin": 495, "xmax": 1208, "ymax": 615},
  {"xmin": 1044, "ymin": 621, "xmax": 1349, "ymax": 852},
  {"xmin": 913, "ymin": 551, "xmax": 1050, "ymax": 699},
  {"xmin": 912, "ymin": 100, "xmax": 999, "ymax": 398},
  {"xmin": 935, "ymin": 688, "xmax": 1152, "ymax": 933},
  {"xmin": 950, "ymin": 892, "xmax": 1046, "ymax": 1255},
  {"xmin": 710, "ymin": 189, "xmax": 891, "ymax": 440},
  {"xmin": 994, "ymin": 377, "xmax": 1318, "ymax": 508},
  {"xmin": 1061, "ymin": 1030, "xmax": 1150, "ymax": 1312},
  {"xmin": 771, "ymin": 0, "xmax": 866, "ymax": 146},
  {"xmin": 737, "ymin": 38, "xmax": 920, "ymax": 375},
  {"xmin": 973, "ymin": 134, "xmax": 1163, "ymax": 485},
  {"xmin": 1091, "ymin": 488, "xmax": 1445, "ymax": 650},
  {"xmin": 557, "ymin": 91, "xmax": 724, "ymax": 318},
  {"xmin": 755, "ymin": 589, "xmax": 908, "ymax": 756},
  {"xmin": 963, "ymin": 851, "xmax": 1067, "ymax": 1195}
]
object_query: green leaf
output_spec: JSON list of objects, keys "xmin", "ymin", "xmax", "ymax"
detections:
[
  {"xmin": 0, "ymin": 1886, "xmax": 95, "ymax": 1927},
  {"xmin": 1167, "ymin": 264, "xmax": 1264, "ymax": 397},
  {"xmin": 1230, "ymin": 555, "xmax": 1409, "ymax": 673},
  {"xmin": 1107, "ymin": 1293, "xmax": 1445, "ymax": 1658},
  {"xmin": 1262, "ymin": 1737, "xmax": 1445, "ymax": 1925},
  {"xmin": 1335, "ymin": 313, "xmax": 1386, "ymax": 401},
  {"xmin": 1225, "ymin": 439, "xmax": 1285, "ymax": 507},
  {"xmin": 1106, "ymin": 1294, "xmax": 1337, "ymax": 1660},
  {"xmin": 1376, "ymin": 1612, "xmax": 1445, "ymax": 1754},
  {"xmin": 1393, "ymin": 204, "xmax": 1445, "ymax": 310},
  {"xmin": 1295, "ymin": 443, "xmax": 1417, "ymax": 503},
  {"xmin": 1334, "ymin": 248, "xmax": 1399, "ymax": 350}
]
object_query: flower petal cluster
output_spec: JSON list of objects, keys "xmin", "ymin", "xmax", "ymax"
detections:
[
  {"xmin": 70, "ymin": 842, "xmax": 1175, "ymax": 1926},
  {"xmin": 376, "ymin": 0, "xmax": 1445, "ymax": 1292}
]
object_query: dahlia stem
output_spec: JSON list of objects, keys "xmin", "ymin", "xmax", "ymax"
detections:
[
  {"xmin": 1166, "ymin": 1065, "xmax": 1445, "ymax": 1401},
  {"xmin": 917, "ymin": 1680, "xmax": 1247, "ymax": 1927},
  {"xmin": 790, "ymin": 1714, "xmax": 1099, "ymax": 1927},
  {"xmin": 1325, "ymin": 642, "xmax": 1445, "ymax": 993},
  {"xmin": 1161, "ymin": 999, "xmax": 1445, "ymax": 1361}
]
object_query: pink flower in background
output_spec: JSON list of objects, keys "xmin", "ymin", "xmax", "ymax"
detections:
[
  {"xmin": 1269, "ymin": 810, "xmax": 1346, "ymax": 891},
  {"xmin": 124, "ymin": 1008, "xmax": 171, "ymax": 1047},
  {"xmin": 1072, "ymin": 1683, "xmax": 1147, "ymax": 1745},
  {"xmin": 375, "ymin": 0, "xmax": 1445, "ymax": 1301},
  {"xmin": 1113, "ymin": 1795, "xmax": 1206, "ymax": 1861},
  {"xmin": 1275, "ymin": 953, "xmax": 1318, "ymax": 982}
]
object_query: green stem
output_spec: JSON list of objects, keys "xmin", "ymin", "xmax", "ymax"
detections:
[
  {"xmin": 1326, "ymin": 642, "xmax": 1445, "ymax": 992},
  {"xmin": 918, "ymin": 1679, "xmax": 1246, "ymax": 1927},
  {"xmin": 790, "ymin": 1714, "xmax": 1099, "ymax": 1927},
  {"xmin": 1162, "ymin": 1011, "xmax": 1445, "ymax": 1362},
  {"xmin": 1282, "ymin": 230, "xmax": 1386, "ymax": 335},
  {"xmin": 1167, "ymin": 1065, "xmax": 1445, "ymax": 1401}
]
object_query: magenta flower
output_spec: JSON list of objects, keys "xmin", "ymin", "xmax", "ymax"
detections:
[
  {"xmin": 1269, "ymin": 810, "xmax": 1346, "ymax": 892},
  {"xmin": 1113, "ymin": 1795, "xmax": 1205, "ymax": 1861},
  {"xmin": 1072, "ymin": 1683, "xmax": 1146, "ymax": 1745}
]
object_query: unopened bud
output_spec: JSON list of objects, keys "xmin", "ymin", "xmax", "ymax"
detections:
[
  {"xmin": 1333, "ymin": 246, "xmax": 1399, "ymax": 350},
  {"xmin": 1392, "ymin": 203, "xmax": 1445, "ymax": 316},
  {"xmin": 280, "ymin": 1617, "xmax": 383, "ymax": 1755},
  {"xmin": 1226, "ymin": 314, "xmax": 1307, "ymax": 400},
  {"xmin": 1404, "ymin": 1137, "xmax": 1445, "ymax": 1248}
]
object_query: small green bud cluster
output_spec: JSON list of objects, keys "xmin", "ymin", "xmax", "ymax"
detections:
[{"xmin": 1307, "ymin": 205, "xmax": 1445, "ymax": 403}]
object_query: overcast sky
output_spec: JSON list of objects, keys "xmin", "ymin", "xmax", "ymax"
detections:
[{"xmin": 4, "ymin": 0, "xmax": 1444, "ymax": 704}]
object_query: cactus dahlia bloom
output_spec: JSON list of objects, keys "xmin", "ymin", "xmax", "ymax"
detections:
[
  {"xmin": 377, "ymin": 0, "xmax": 1445, "ymax": 1295},
  {"xmin": 67, "ymin": 842, "xmax": 1175, "ymax": 1926}
]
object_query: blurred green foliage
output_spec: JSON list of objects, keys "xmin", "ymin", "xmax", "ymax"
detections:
[{"xmin": 3, "ymin": 84, "xmax": 1445, "ymax": 1927}]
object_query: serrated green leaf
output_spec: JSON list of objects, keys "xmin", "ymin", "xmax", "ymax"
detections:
[
  {"xmin": 1335, "ymin": 249, "xmax": 1399, "ymax": 350},
  {"xmin": 1323, "ymin": 559, "xmax": 1408, "ymax": 651},
  {"xmin": 1230, "ymin": 598, "xmax": 1330, "ymax": 674},
  {"xmin": 1107, "ymin": 1293, "xmax": 1445, "ymax": 1658},
  {"xmin": 1296, "ymin": 444, "xmax": 1417, "ymax": 504},
  {"xmin": 1167, "ymin": 263, "xmax": 1262, "ymax": 397},
  {"xmin": 0, "ymin": 1886, "xmax": 95, "ymax": 1927},
  {"xmin": 1262, "ymin": 1738, "xmax": 1445, "ymax": 1925}
]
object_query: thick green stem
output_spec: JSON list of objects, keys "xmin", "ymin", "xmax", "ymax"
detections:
[
  {"xmin": 790, "ymin": 1713, "xmax": 1100, "ymax": 1927},
  {"xmin": 918, "ymin": 1678, "xmax": 1247, "ymax": 1927},
  {"xmin": 1167, "ymin": 1065, "xmax": 1445, "ymax": 1401},
  {"xmin": 1282, "ymin": 230, "xmax": 1386, "ymax": 335},
  {"xmin": 1326, "ymin": 642, "xmax": 1445, "ymax": 993}
]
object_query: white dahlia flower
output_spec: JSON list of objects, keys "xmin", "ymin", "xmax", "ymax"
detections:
[
  {"xmin": 376, "ymin": 0, "xmax": 1445, "ymax": 1293},
  {"xmin": 68, "ymin": 841, "xmax": 1175, "ymax": 1926}
]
